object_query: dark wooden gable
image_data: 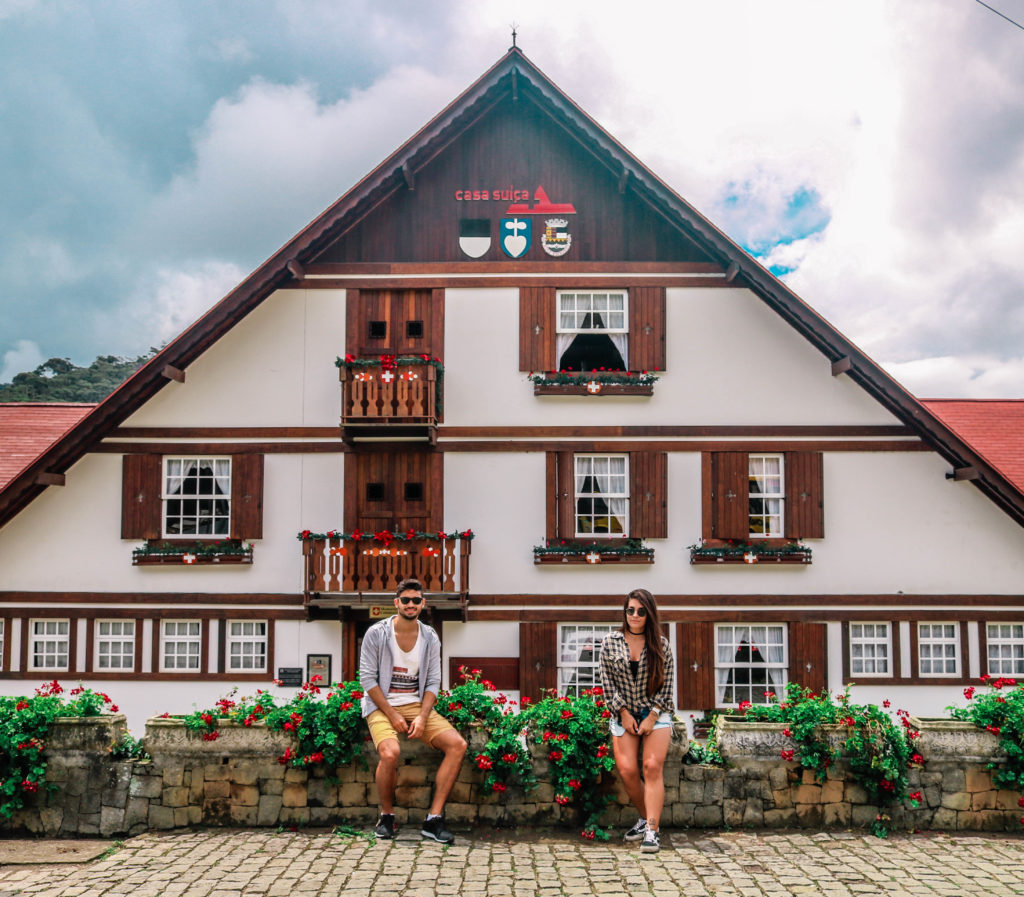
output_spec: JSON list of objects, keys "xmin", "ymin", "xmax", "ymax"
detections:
[{"xmin": 313, "ymin": 97, "xmax": 713, "ymax": 265}]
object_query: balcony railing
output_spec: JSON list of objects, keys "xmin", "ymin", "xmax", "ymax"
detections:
[
  {"xmin": 302, "ymin": 535, "xmax": 470, "ymax": 600},
  {"xmin": 338, "ymin": 358, "xmax": 441, "ymax": 436}
]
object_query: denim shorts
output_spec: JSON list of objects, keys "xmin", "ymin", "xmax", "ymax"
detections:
[{"xmin": 609, "ymin": 710, "xmax": 674, "ymax": 737}]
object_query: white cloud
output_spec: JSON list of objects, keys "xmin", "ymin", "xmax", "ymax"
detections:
[
  {"xmin": 0, "ymin": 338, "xmax": 44, "ymax": 383},
  {"xmin": 883, "ymin": 355, "xmax": 1024, "ymax": 400}
]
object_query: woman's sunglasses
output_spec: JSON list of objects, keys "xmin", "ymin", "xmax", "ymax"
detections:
[
  {"xmin": 625, "ymin": 606, "xmax": 647, "ymax": 617},
  {"xmin": 399, "ymin": 595, "xmax": 424, "ymax": 605}
]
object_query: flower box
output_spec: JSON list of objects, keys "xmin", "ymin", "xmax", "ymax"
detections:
[
  {"xmin": 689, "ymin": 540, "xmax": 811, "ymax": 566},
  {"xmin": 133, "ymin": 541, "xmax": 254, "ymax": 567},
  {"xmin": 528, "ymin": 372, "xmax": 657, "ymax": 397},
  {"xmin": 533, "ymin": 541, "xmax": 654, "ymax": 565}
]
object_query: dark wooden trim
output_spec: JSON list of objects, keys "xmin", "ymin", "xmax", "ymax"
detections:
[
  {"xmin": 0, "ymin": 592, "xmax": 304, "ymax": 606},
  {"xmin": 534, "ymin": 551, "xmax": 654, "ymax": 565},
  {"xmin": 35, "ymin": 472, "xmax": 65, "ymax": 487},
  {"xmin": 100, "ymin": 441, "xmax": 346, "ymax": 455},
  {"xmin": 287, "ymin": 276, "xmax": 732, "ymax": 290},
  {"xmin": 161, "ymin": 365, "xmax": 186, "ymax": 383},
  {"xmin": 979, "ymin": 621, "xmax": 990, "ymax": 678},
  {"xmin": 831, "ymin": 356, "xmax": 852, "ymax": 376},
  {"xmin": 113, "ymin": 424, "xmax": 914, "ymax": 439},
  {"xmin": 217, "ymin": 619, "xmax": 226, "ymax": 675},
  {"xmin": 306, "ymin": 262, "xmax": 725, "ymax": 276},
  {"xmin": 545, "ymin": 453, "xmax": 557, "ymax": 541},
  {"xmin": 0, "ymin": 617, "xmax": 10, "ymax": 673},
  {"xmin": 462, "ymin": 592, "xmax": 1024, "ymax": 607},
  {"xmin": 438, "ymin": 440, "xmax": 927, "ymax": 454},
  {"xmin": 953, "ymin": 466, "xmax": 980, "ymax": 481},
  {"xmin": 0, "ymin": 671, "xmax": 276, "ymax": 683}
]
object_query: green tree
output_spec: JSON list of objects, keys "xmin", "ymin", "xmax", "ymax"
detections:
[{"xmin": 0, "ymin": 351, "xmax": 157, "ymax": 403}]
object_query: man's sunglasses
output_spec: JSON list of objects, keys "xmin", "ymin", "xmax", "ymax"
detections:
[
  {"xmin": 625, "ymin": 606, "xmax": 647, "ymax": 617},
  {"xmin": 399, "ymin": 595, "xmax": 424, "ymax": 605}
]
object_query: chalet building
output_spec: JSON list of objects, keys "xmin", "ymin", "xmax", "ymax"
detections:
[{"xmin": 2, "ymin": 49, "xmax": 1024, "ymax": 732}]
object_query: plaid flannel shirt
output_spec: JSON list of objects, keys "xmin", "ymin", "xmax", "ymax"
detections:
[{"xmin": 599, "ymin": 629, "xmax": 674, "ymax": 718}]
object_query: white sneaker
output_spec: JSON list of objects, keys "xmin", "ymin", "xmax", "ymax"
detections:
[{"xmin": 640, "ymin": 829, "xmax": 660, "ymax": 853}]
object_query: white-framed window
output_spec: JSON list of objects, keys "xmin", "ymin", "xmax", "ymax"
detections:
[
  {"xmin": 715, "ymin": 624, "xmax": 787, "ymax": 707},
  {"xmin": 987, "ymin": 623, "xmax": 1024, "ymax": 676},
  {"xmin": 163, "ymin": 457, "xmax": 231, "ymax": 537},
  {"xmin": 575, "ymin": 454, "xmax": 629, "ymax": 537},
  {"xmin": 161, "ymin": 620, "xmax": 202, "ymax": 672},
  {"xmin": 29, "ymin": 619, "xmax": 70, "ymax": 671},
  {"xmin": 748, "ymin": 454, "xmax": 784, "ymax": 537},
  {"xmin": 96, "ymin": 620, "xmax": 135, "ymax": 671},
  {"xmin": 918, "ymin": 623, "xmax": 960, "ymax": 677},
  {"xmin": 558, "ymin": 623, "xmax": 616, "ymax": 698},
  {"xmin": 227, "ymin": 620, "xmax": 268, "ymax": 672},
  {"xmin": 556, "ymin": 290, "xmax": 628, "ymax": 371},
  {"xmin": 849, "ymin": 622, "xmax": 891, "ymax": 677}
]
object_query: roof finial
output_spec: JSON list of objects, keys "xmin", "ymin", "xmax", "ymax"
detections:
[{"xmin": 510, "ymin": 22, "xmax": 518, "ymax": 50}]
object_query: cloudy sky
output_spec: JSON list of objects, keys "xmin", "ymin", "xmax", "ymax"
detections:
[{"xmin": 2, "ymin": 0, "xmax": 1024, "ymax": 397}]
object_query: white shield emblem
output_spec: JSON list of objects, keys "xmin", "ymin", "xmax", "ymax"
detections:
[
  {"xmin": 501, "ymin": 217, "xmax": 531, "ymax": 258},
  {"xmin": 459, "ymin": 218, "xmax": 491, "ymax": 258}
]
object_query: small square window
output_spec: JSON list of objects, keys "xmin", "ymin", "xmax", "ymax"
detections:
[
  {"xmin": 366, "ymin": 482, "xmax": 386, "ymax": 502},
  {"xmin": 406, "ymin": 321, "xmax": 424, "ymax": 339},
  {"xmin": 918, "ymin": 622, "xmax": 960, "ymax": 677},
  {"xmin": 404, "ymin": 482, "xmax": 424, "ymax": 502},
  {"xmin": 368, "ymin": 321, "xmax": 387, "ymax": 339}
]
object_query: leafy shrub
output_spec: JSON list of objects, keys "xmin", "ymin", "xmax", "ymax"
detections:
[{"xmin": 949, "ymin": 675, "xmax": 1024, "ymax": 792}]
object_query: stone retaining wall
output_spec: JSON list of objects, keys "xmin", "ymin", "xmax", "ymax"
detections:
[{"xmin": 6, "ymin": 715, "xmax": 1022, "ymax": 836}]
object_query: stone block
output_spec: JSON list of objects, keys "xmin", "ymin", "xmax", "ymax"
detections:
[
  {"xmin": 257, "ymin": 795, "xmax": 283, "ymax": 826},
  {"xmin": 307, "ymin": 777, "xmax": 337, "ymax": 808},
  {"xmin": 162, "ymin": 786, "xmax": 190, "ymax": 808},
  {"xmin": 997, "ymin": 789, "xmax": 1021, "ymax": 810},
  {"xmin": 398, "ymin": 764, "xmax": 429, "ymax": 787},
  {"xmin": 282, "ymin": 783, "xmax": 308, "ymax": 808},
  {"xmin": 966, "ymin": 769, "xmax": 992, "ymax": 793},
  {"xmin": 445, "ymin": 802, "xmax": 476, "ymax": 824},
  {"xmin": 173, "ymin": 807, "xmax": 192, "ymax": 827},
  {"xmin": 279, "ymin": 807, "xmax": 310, "ymax": 826},
  {"xmin": 744, "ymin": 779, "xmax": 771, "ymax": 801},
  {"xmin": 924, "ymin": 785, "xmax": 942, "ymax": 808},
  {"xmin": 801, "ymin": 769, "xmax": 818, "ymax": 785},
  {"xmin": 723, "ymin": 799, "xmax": 745, "ymax": 827},
  {"xmin": 262, "ymin": 778, "xmax": 284, "ymax": 796},
  {"xmin": 337, "ymin": 782, "xmax": 368, "ymax": 806},
  {"xmin": 742, "ymin": 797, "xmax": 764, "ymax": 827},
  {"xmin": 763, "ymin": 807, "xmax": 797, "ymax": 827},
  {"xmin": 204, "ymin": 780, "xmax": 230, "ymax": 800},
  {"xmin": 772, "ymin": 788, "xmax": 793, "ymax": 809},
  {"xmin": 284, "ymin": 768, "xmax": 309, "ymax": 784},
  {"xmin": 100, "ymin": 806, "xmax": 124, "ymax": 836},
  {"xmin": 942, "ymin": 769, "xmax": 966, "ymax": 793},
  {"xmin": 78, "ymin": 814, "xmax": 100, "ymax": 835},
  {"xmin": 203, "ymin": 762, "xmax": 230, "ymax": 782},
  {"xmin": 39, "ymin": 808, "xmax": 63, "ymax": 835},
  {"xmin": 972, "ymin": 790, "xmax": 995, "ymax": 810},
  {"xmin": 148, "ymin": 804, "xmax": 176, "ymax": 830},
  {"xmin": 820, "ymin": 780, "xmax": 844, "ymax": 804},
  {"xmin": 683, "ymin": 765, "xmax": 705, "ymax": 781},
  {"xmin": 794, "ymin": 784, "xmax": 822, "ymax": 805},
  {"xmin": 768, "ymin": 766, "xmax": 789, "ymax": 791},
  {"xmin": 131, "ymin": 775, "xmax": 163, "ymax": 799},
  {"xmin": 693, "ymin": 805, "xmax": 723, "ymax": 827},
  {"xmin": 124, "ymin": 797, "xmax": 149, "ymax": 829},
  {"xmin": 230, "ymin": 762, "xmax": 259, "ymax": 786},
  {"xmin": 930, "ymin": 807, "xmax": 957, "ymax": 829},
  {"xmin": 704, "ymin": 776, "xmax": 724, "ymax": 804},
  {"xmin": 230, "ymin": 784, "xmax": 260, "ymax": 807},
  {"xmin": 982, "ymin": 810, "xmax": 1016, "ymax": 832},
  {"xmin": 941, "ymin": 791, "xmax": 971, "ymax": 811},
  {"xmin": 532, "ymin": 783, "xmax": 554, "ymax": 803},
  {"xmin": 162, "ymin": 765, "xmax": 184, "ymax": 788},
  {"xmin": 187, "ymin": 805, "xmax": 202, "ymax": 826},
  {"xmin": 678, "ymin": 780, "xmax": 705, "ymax": 803},
  {"xmin": 230, "ymin": 804, "xmax": 259, "ymax": 826},
  {"xmin": 851, "ymin": 804, "xmax": 881, "ymax": 827},
  {"xmin": 823, "ymin": 802, "xmax": 850, "ymax": 827},
  {"xmin": 795, "ymin": 803, "xmax": 823, "ymax": 827},
  {"xmin": 671, "ymin": 803, "xmax": 695, "ymax": 827},
  {"xmin": 395, "ymin": 785, "xmax": 431, "ymax": 809},
  {"xmin": 845, "ymin": 783, "xmax": 868, "ymax": 804}
]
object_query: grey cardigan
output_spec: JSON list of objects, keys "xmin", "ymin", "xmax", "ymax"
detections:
[{"xmin": 358, "ymin": 616, "xmax": 442, "ymax": 718}]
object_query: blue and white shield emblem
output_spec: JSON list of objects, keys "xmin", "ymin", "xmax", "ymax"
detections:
[{"xmin": 500, "ymin": 217, "xmax": 531, "ymax": 258}]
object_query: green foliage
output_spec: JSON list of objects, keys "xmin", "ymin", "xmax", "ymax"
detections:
[
  {"xmin": 532, "ymin": 538, "xmax": 653, "ymax": 558},
  {"xmin": 949, "ymin": 676, "xmax": 1024, "ymax": 791},
  {"xmin": 436, "ymin": 667, "xmax": 535, "ymax": 799},
  {"xmin": 744, "ymin": 683, "xmax": 917, "ymax": 837},
  {"xmin": 520, "ymin": 688, "xmax": 617, "ymax": 840},
  {"xmin": 526, "ymin": 370, "xmax": 659, "ymax": 385},
  {"xmin": 0, "ymin": 681, "xmax": 120, "ymax": 819},
  {"xmin": 0, "ymin": 352, "xmax": 156, "ymax": 402},
  {"xmin": 109, "ymin": 733, "xmax": 148, "ymax": 761}
]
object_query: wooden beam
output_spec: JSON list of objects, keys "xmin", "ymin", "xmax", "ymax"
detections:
[
  {"xmin": 401, "ymin": 163, "xmax": 416, "ymax": 191},
  {"xmin": 725, "ymin": 262, "xmax": 741, "ymax": 283},
  {"xmin": 286, "ymin": 259, "xmax": 305, "ymax": 280},
  {"xmin": 953, "ymin": 466, "xmax": 980, "ymax": 481},
  {"xmin": 511, "ymin": 68, "xmax": 518, "ymax": 103},
  {"xmin": 161, "ymin": 365, "xmax": 186, "ymax": 383},
  {"xmin": 831, "ymin": 356, "xmax": 853, "ymax": 376},
  {"xmin": 618, "ymin": 168, "xmax": 630, "ymax": 194},
  {"xmin": 35, "ymin": 472, "xmax": 65, "ymax": 487}
]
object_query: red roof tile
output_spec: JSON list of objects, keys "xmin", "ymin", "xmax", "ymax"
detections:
[
  {"xmin": 0, "ymin": 403, "xmax": 96, "ymax": 489},
  {"xmin": 921, "ymin": 400, "xmax": 1024, "ymax": 494}
]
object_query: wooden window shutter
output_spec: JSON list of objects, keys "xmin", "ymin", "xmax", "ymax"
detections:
[
  {"xmin": 784, "ymin": 451, "xmax": 824, "ymax": 539},
  {"xmin": 676, "ymin": 622, "xmax": 715, "ymax": 709},
  {"xmin": 545, "ymin": 451, "xmax": 575, "ymax": 541},
  {"xmin": 709, "ymin": 452, "xmax": 749, "ymax": 540},
  {"xmin": 788, "ymin": 622, "xmax": 827, "ymax": 694},
  {"xmin": 519, "ymin": 621, "xmax": 557, "ymax": 701},
  {"xmin": 519, "ymin": 287, "xmax": 556, "ymax": 372},
  {"xmin": 121, "ymin": 454, "xmax": 161, "ymax": 540},
  {"xmin": 231, "ymin": 454, "xmax": 265, "ymax": 540},
  {"xmin": 629, "ymin": 451, "xmax": 667, "ymax": 538},
  {"xmin": 628, "ymin": 286, "xmax": 666, "ymax": 372}
]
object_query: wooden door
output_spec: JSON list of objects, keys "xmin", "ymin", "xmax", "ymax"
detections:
[
  {"xmin": 346, "ymin": 288, "xmax": 443, "ymax": 359},
  {"xmin": 346, "ymin": 450, "xmax": 442, "ymax": 533}
]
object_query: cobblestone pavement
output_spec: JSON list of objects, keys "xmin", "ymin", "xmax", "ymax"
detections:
[{"xmin": 2, "ymin": 827, "xmax": 1024, "ymax": 897}]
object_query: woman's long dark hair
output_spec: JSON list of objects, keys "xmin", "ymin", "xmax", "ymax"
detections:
[{"xmin": 622, "ymin": 588, "xmax": 665, "ymax": 697}]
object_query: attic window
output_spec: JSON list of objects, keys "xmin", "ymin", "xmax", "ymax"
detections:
[
  {"xmin": 406, "ymin": 321, "xmax": 424, "ymax": 339},
  {"xmin": 556, "ymin": 291, "xmax": 628, "ymax": 372},
  {"xmin": 368, "ymin": 321, "xmax": 387, "ymax": 340}
]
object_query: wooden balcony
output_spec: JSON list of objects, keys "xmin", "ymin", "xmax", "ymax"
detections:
[
  {"xmin": 339, "ymin": 360, "xmax": 439, "ymax": 441},
  {"xmin": 302, "ymin": 535, "xmax": 470, "ymax": 609}
]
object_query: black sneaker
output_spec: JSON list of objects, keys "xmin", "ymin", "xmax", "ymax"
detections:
[
  {"xmin": 640, "ymin": 829, "xmax": 660, "ymax": 853},
  {"xmin": 374, "ymin": 814, "xmax": 395, "ymax": 839},
  {"xmin": 623, "ymin": 817, "xmax": 647, "ymax": 842},
  {"xmin": 420, "ymin": 815, "xmax": 455, "ymax": 844}
]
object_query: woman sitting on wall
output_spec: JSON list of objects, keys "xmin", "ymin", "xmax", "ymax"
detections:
[{"xmin": 599, "ymin": 588, "xmax": 675, "ymax": 853}]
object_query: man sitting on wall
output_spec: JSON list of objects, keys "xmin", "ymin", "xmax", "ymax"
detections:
[{"xmin": 359, "ymin": 577, "xmax": 467, "ymax": 843}]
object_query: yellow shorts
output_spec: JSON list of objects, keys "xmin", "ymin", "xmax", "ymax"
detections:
[{"xmin": 366, "ymin": 702, "xmax": 456, "ymax": 749}]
